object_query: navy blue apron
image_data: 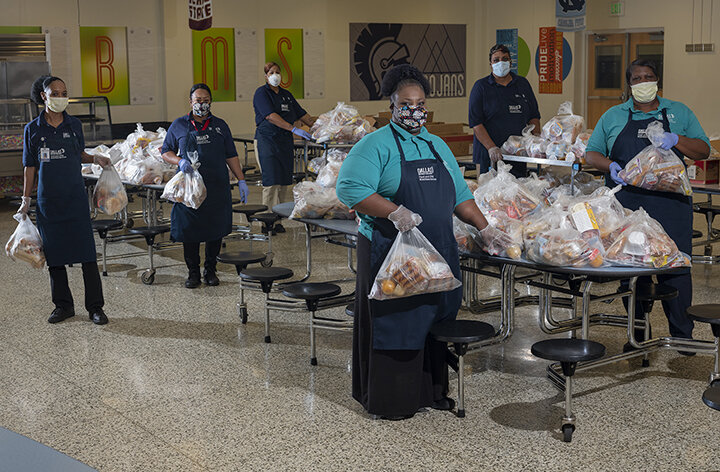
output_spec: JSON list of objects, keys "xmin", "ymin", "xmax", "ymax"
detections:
[
  {"xmin": 368, "ymin": 127, "xmax": 462, "ymax": 350},
  {"xmin": 171, "ymin": 115, "xmax": 232, "ymax": 243},
  {"xmin": 607, "ymin": 108, "xmax": 692, "ymax": 270},
  {"xmin": 255, "ymin": 89, "xmax": 298, "ymax": 186},
  {"xmin": 35, "ymin": 119, "xmax": 96, "ymax": 267}
]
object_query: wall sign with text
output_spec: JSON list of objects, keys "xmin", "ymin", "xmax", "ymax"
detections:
[{"xmin": 79, "ymin": 26, "xmax": 129, "ymax": 105}]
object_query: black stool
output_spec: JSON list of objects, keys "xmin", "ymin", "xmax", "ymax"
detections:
[
  {"xmin": 693, "ymin": 203, "xmax": 720, "ymax": 255},
  {"xmin": 128, "ymin": 225, "xmax": 171, "ymax": 285},
  {"xmin": 216, "ymin": 252, "xmax": 267, "ymax": 324},
  {"xmin": 693, "ymin": 230, "xmax": 703, "ymax": 239},
  {"xmin": 250, "ymin": 212, "xmax": 283, "ymax": 266},
  {"xmin": 92, "ymin": 219, "xmax": 123, "ymax": 276},
  {"xmin": 430, "ymin": 320, "xmax": 496, "ymax": 418},
  {"xmin": 345, "ymin": 303, "xmax": 354, "ymax": 317},
  {"xmin": 531, "ymin": 339, "xmax": 606, "ymax": 442},
  {"xmin": 687, "ymin": 304, "xmax": 720, "ymax": 388},
  {"xmin": 703, "ymin": 386, "xmax": 720, "ymax": 411},
  {"xmin": 630, "ymin": 283, "xmax": 679, "ymax": 367},
  {"xmin": 239, "ymin": 267, "xmax": 294, "ymax": 343},
  {"xmin": 282, "ymin": 283, "xmax": 342, "ymax": 365},
  {"xmin": 232, "ymin": 204, "xmax": 268, "ymax": 220}
]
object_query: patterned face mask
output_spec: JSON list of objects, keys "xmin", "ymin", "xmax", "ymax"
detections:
[
  {"xmin": 192, "ymin": 102, "xmax": 211, "ymax": 117},
  {"xmin": 392, "ymin": 104, "xmax": 428, "ymax": 131}
]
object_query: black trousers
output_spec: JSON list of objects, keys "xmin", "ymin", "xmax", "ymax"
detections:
[
  {"xmin": 49, "ymin": 262, "xmax": 104, "ymax": 312},
  {"xmin": 183, "ymin": 239, "xmax": 222, "ymax": 274}
]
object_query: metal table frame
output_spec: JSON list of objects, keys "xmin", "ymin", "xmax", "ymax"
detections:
[{"xmin": 691, "ymin": 184, "xmax": 720, "ymax": 264}]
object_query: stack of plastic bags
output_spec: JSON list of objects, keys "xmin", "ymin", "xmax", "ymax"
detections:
[
  {"xmin": 160, "ymin": 151, "xmax": 207, "ymax": 209},
  {"xmin": 310, "ymin": 102, "xmax": 376, "ymax": 144},
  {"xmin": 5, "ymin": 214, "xmax": 45, "ymax": 269},
  {"xmin": 289, "ymin": 181, "xmax": 353, "ymax": 220}
]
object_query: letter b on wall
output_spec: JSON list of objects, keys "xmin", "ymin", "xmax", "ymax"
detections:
[{"xmin": 80, "ymin": 27, "xmax": 129, "ymax": 105}]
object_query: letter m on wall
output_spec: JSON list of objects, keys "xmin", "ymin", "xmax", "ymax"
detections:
[{"xmin": 193, "ymin": 28, "xmax": 236, "ymax": 102}]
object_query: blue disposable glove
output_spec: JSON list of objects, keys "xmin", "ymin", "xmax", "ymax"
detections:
[
  {"xmin": 237, "ymin": 180, "xmax": 249, "ymax": 203},
  {"xmin": 658, "ymin": 132, "xmax": 679, "ymax": 150},
  {"xmin": 178, "ymin": 158, "xmax": 193, "ymax": 173},
  {"xmin": 609, "ymin": 161, "xmax": 626, "ymax": 186},
  {"xmin": 292, "ymin": 127, "xmax": 313, "ymax": 141}
]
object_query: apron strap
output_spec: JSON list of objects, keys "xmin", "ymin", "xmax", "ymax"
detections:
[{"xmin": 389, "ymin": 124, "xmax": 443, "ymax": 163}]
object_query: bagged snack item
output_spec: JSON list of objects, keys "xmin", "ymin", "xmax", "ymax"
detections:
[
  {"xmin": 527, "ymin": 228, "xmax": 605, "ymax": 267},
  {"xmin": 618, "ymin": 122, "xmax": 692, "ymax": 196},
  {"xmin": 161, "ymin": 152, "xmax": 207, "ymax": 209},
  {"xmin": 307, "ymin": 156, "xmax": 326, "ymax": 174},
  {"xmin": 519, "ymin": 173, "xmax": 552, "ymax": 201},
  {"xmin": 571, "ymin": 130, "xmax": 592, "ymax": 159},
  {"xmin": 93, "ymin": 166, "xmax": 129, "ymax": 215},
  {"xmin": 605, "ymin": 208, "xmax": 690, "ymax": 268},
  {"xmin": 453, "ymin": 216, "xmax": 480, "ymax": 252},
  {"xmin": 474, "ymin": 162, "xmax": 540, "ymax": 220},
  {"xmin": 501, "ymin": 134, "xmax": 525, "ymax": 156},
  {"xmin": 315, "ymin": 148, "xmax": 348, "ymax": 188},
  {"xmin": 310, "ymin": 102, "xmax": 376, "ymax": 144},
  {"xmin": 370, "ymin": 227, "xmax": 461, "ymax": 300},
  {"xmin": 541, "ymin": 101, "xmax": 584, "ymax": 145},
  {"xmin": 545, "ymin": 141, "xmax": 572, "ymax": 161},
  {"xmin": 522, "ymin": 204, "xmax": 572, "ymax": 244},
  {"xmin": 290, "ymin": 181, "xmax": 337, "ymax": 219},
  {"xmin": 325, "ymin": 198, "xmax": 355, "ymax": 220},
  {"xmin": 5, "ymin": 213, "xmax": 45, "ymax": 268},
  {"xmin": 477, "ymin": 220, "xmax": 523, "ymax": 259}
]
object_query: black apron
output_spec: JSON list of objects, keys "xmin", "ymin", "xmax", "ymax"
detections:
[
  {"xmin": 170, "ymin": 115, "xmax": 232, "ymax": 243},
  {"xmin": 368, "ymin": 127, "xmax": 462, "ymax": 350},
  {"xmin": 255, "ymin": 90, "xmax": 299, "ymax": 186},
  {"xmin": 35, "ymin": 122, "xmax": 96, "ymax": 266},
  {"xmin": 608, "ymin": 108, "xmax": 692, "ymax": 270}
]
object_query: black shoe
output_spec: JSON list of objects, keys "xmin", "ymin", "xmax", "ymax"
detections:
[
  {"xmin": 89, "ymin": 309, "xmax": 108, "ymax": 325},
  {"xmin": 274, "ymin": 223, "xmax": 286, "ymax": 233},
  {"xmin": 203, "ymin": 270, "xmax": 220, "ymax": 286},
  {"xmin": 48, "ymin": 307, "xmax": 75, "ymax": 324},
  {"xmin": 431, "ymin": 397, "xmax": 456, "ymax": 411},
  {"xmin": 185, "ymin": 276, "xmax": 201, "ymax": 289},
  {"xmin": 678, "ymin": 350, "xmax": 697, "ymax": 357},
  {"xmin": 379, "ymin": 414, "xmax": 414, "ymax": 421}
]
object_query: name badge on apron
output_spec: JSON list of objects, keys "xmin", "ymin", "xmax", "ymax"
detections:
[
  {"xmin": 637, "ymin": 129, "xmax": 648, "ymax": 139},
  {"xmin": 281, "ymin": 104, "xmax": 290, "ymax": 112},
  {"xmin": 39, "ymin": 139, "xmax": 50, "ymax": 162}
]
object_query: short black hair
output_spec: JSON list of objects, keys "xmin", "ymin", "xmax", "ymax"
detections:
[
  {"xmin": 380, "ymin": 64, "xmax": 431, "ymax": 99},
  {"xmin": 189, "ymin": 83, "xmax": 212, "ymax": 100},
  {"xmin": 30, "ymin": 75, "xmax": 64, "ymax": 105},
  {"xmin": 626, "ymin": 59, "xmax": 659, "ymax": 84},
  {"xmin": 489, "ymin": 44, "xmax": 511, "ymax": 61}
]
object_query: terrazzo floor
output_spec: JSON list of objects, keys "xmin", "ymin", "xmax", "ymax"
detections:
[{"xmin": 0, "ymin": 186, "xmax": 719, "ymax": 471}]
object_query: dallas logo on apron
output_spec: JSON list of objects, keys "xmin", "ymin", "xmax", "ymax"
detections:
[{"xmin": 416, "ymin": 166, "xmax": 436, "ymax": 182}]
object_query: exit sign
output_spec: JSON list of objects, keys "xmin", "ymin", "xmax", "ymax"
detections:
[{"xmin": 609, "ymin": 1, "xmax": 625, "ymax": 16}]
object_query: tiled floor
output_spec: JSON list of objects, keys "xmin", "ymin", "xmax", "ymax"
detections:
[{"xmin": 0, "ymin": 188, "xmax": 718, "ymax": 471}]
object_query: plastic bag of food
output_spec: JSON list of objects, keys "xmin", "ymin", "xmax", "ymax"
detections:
[
  {"xmin": 289, "ymin": 181, "xmax": 336, "ymax": 219},
  {"xmin": 541, "ymin": 101, "xmax": 584, "ymax": 145},
  {"xmin": 501, "ymin": 135, "xmax": 526, "ymax": 156},
  {"xmin": 605, "ymin": 208, "xmax": 690, "ymax": 268},
  {"xmin": 465, "ymin": 179, "xmax": 479, "ymax": 194},
  {"xmin": 522, "ymin": 204, "xmax": 572, "ymax": 244},
  {"xmin": 571, "ymin": 130, "xmax": 592, "ymax": 159},
  {"xmin": 315, "ymin": 148, "xmax": 348, "ymax": 188},
  {"xmin": 307, "ymin": 156, "xmax": 326, "ymax": 174},
  {"xmin": 527, "ymin": 227, "xmax": 605, "ymax": 267},
  {"xmin": 453, "ymin": 216, "xmax": 480, "ymax": 252},
  {"xmin": 519, "ymin": 173, "xmax": 553, "ymax": 201},
  {"xmin": 161, "ymin": 152, "xmax": 207, "ymax": 209},
  {"xmin": 93, "ymin": 165, "xmax": 128, "ymax": 215},
  {"xmin": 474, "ymin": 162, "xmax": 541, "ymax": 220},
  {"xmin": 518, "ymin": 125, "xmax": 548, "ymax": 159},
  {"xmin": 370, "ymin": 227, "xmax": 461, "ymax": 300},
  {"xmin": 618, "ymin": 122, "xmax": 692, "ymax": 196},
  {"xmin": 5, "ymin": 213, "xmax": 45, "ymax": 268},
  {"xmin": 310, "ymin": 102, "xmax": 376, "ymax": 144},
  {"xmin": 325, "ymin": 196, "xmax": 355, "ymax": 220}
]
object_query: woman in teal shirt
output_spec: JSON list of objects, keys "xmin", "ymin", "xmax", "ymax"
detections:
[{"xmin": 337, "ymin": 65, "xmax": 509, "ymax": 419}]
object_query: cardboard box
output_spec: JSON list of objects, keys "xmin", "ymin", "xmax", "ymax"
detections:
[
  {"xmin": 441, "ymin": 134, "xmax": 473, "ymax": 157},
  {"xmin": 426, "ymin": 123, "xmax": 464, "ymax": 136},
  {"xmin": 686, "ymin": 158, "xmax": 719, "ymax": 184}
]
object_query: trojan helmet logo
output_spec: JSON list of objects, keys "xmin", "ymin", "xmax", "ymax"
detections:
[
  {"xmin": 353, "ymin": 24, "xmax": 410, "ymax": 100},
  {"xmin": 558, "ymin": 0, "xmax": 585, "ymax": 12}
]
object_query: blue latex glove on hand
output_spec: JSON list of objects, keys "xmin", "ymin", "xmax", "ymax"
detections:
[
  {"xmin": 292, "ymin": 127, "xmax": 313, "ymax": 141},
  {"xmin": 178, "ymin": 158, "xmax": 193, "ymax": 174},
  {"xmin": 237, "ymin": 180, "xmax": 249, "ymax": 203},
  {"xmin": 658, "ymin": 132, "xmax": 679, "ymax": 150},
  {"xmin": 609, "ymin": 161, "xmax": 626, "ymax": 186}
]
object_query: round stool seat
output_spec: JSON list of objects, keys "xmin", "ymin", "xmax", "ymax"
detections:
[
  {"xmin": 430, "ymin": 320, "xmax": 496, "ymax": 344},
  {"xmin": 128, "ymin": 225, "xmax": 170, "ymax": 237},
  {"xmin": 687, "ymin": 304, "xmax": 720, "ymax": 325},
  {"xmin": 232, "ymin": 204, "xmax": 267, "ymax": 216},
  {"xmin": 250, "ymin": 212, "xmax": 281, "ymax": 226},
  {"xmin": 92, "ymin": 219, "xmax": 123, "ymax": 232},
  {"xmin": 217, "ymin": 251, "xmax": 267, "ymax": 266},
  {"xmin": 531, "ymin": 339, "xmax": 606, "ymax": 363},
  {"xmin": 693, "ymin": 203, "xmax": 720, "ymax": 216},
  {"xmin": 702, "ymin": 385, "xmax": 720, "ymax": 411},
  {"xmin": 240, "ymin": 267, "xmax": 293, "ymax": 283},
  {"xmin": 282, "ymin": 283, "xmax": 341, "ymax": 301},
  {"xmin": 693, "ymin": 230, "xmax": 703, "ymax": 239},
  {"xmin": 636, "ymin": 283, "xmax": 679, "ymax": 302},
  {"xmin": 345, "ymin": 303, "xmax": 354, "ymax": 317}
]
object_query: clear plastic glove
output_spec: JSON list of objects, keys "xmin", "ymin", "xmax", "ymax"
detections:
[
  {"xmin": 488, "ymin": 146, "xmax": 503, "ymax": 164},
  {"xmin": 388, "ymin": 205, "xmax": 423, "ymax": 232},
  {"xmin": 292, "ymin": 127, "xmax": 313, "ymax": 141},
  {"xmin": 479, "ymin": 224, "xmax": 516, "ymax": 256},
  {"xmin": 609, "ymin": 161, "xmax": 626, "ymax": 186},
  {"xmin": 658, "ymin": 132, "xmax": 679, "ymax": 150},
  {"xmin": 237, "ymin": 180, "xmax": 249, "ymax": 203},
  {"xmin": 93, "ymin": 154, "xmax": 112, "ymax": 168},
  {"xmin": 178, "ymin": 158, "xmax": 194, "ymax": 174},
  {"xmin": 17, "ymin": 196, "xmax": 31, "ymax": 215}
]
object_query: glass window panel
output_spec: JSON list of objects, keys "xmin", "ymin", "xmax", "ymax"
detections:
[
  {"xmin": 636, "ymin": 44, "xmax": 664, "ymax": 89},
  {"xmin": 595, "ymin": 45, "xmax": 622, "ymax": 89}
]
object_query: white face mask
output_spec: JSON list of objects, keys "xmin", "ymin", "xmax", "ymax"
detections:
[
  {"xmin": 492, "ymin": 61, "xmax": 511, "ymax": 78},
  {"xmin": 45, "ymin": 96, "xmax": 68, "ymax": 113},
  {"xmin": 268, "ymin": 73, "xmax": 281, "ymax": 87},
  {"xmin": 630, "ymin": 81, "xmax": 658, "ymax": 104}
]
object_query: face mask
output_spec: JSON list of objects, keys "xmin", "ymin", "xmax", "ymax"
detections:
[
  {"xmin": 393, "ymin": 104, "xmax": 428, "ymax": 131},
  {"xmin": 46, "ymin": 96, "xmax": 68, "ymax": 113},
  {"xmin": 192, "ymin": 102, "xmax": 211, "ymax": 117},
  {"xmin": 268, "ymin": 73, "xmax": 281, "ymax": 87},
  {"xmin": 492, "ymin": 61, "xmax": 511, "ymax": 78},
  {"xmin": 631, "ymin": 81, "xmax": 658, "ymax": 104}
]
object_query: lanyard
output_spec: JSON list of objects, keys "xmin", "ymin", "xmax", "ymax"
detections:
[{"xmin": 189, "ymin": 114, "xmax": 211, "ymax": 132}]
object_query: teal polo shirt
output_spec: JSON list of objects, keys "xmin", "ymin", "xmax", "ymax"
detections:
[
  {"xmin": 336, "ymin": 121, "xmax": 474, "ymax": 241},
  {"xmin": 586, "ymin": 97, "xmax": 709, "ymax": 159}
]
